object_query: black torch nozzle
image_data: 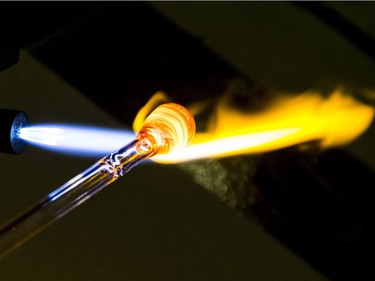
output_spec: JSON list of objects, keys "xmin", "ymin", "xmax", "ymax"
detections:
[{"xmin": 0, "ymin": 109, "xmax": 29, "ymax": 154}]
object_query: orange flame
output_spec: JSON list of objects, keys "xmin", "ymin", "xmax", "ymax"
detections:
[{"xmin": 133, "ymin": 89, "xmax": 374, "ymax": 164}]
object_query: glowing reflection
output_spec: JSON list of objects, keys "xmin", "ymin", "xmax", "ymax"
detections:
[{"xmin": 19, "ymin": 125, "xmax": 136, "ymax": 156}]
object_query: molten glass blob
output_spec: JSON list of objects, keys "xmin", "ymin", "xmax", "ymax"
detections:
[
  {"xmin": 136, "ymin": 103, "xmax": 196, "ymax": 155},
  {"xmin": 0, "ymin": 103, "xmax": 195, "ymax": 260}
]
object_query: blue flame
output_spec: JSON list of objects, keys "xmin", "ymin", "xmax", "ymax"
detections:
[{"xmin": 19, "ymin": 124, "xmax": 136, "ymax": 157}]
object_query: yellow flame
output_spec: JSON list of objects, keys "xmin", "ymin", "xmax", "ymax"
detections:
[
  {"xmin": 133, "ymin": 91, "xmax": 169, "ymax": 132},
  {"xmin": 133, "ymin": 89, "xmax": 374, "ymax": 164}
]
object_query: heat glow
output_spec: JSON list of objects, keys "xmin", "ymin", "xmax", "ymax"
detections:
[{"xmin": 133, "ymin": 90, "xmax": 374, "ymax": 164}]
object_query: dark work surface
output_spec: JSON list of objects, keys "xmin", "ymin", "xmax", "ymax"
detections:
[
  {"xmin": 1, "ymin": 2, "xmax": 375, "ymax": 280},
  {"xmin": 254, "ymin": 149, "xmax": 375, "ymax": 281},
  {"xmin": 0, "ymin": 47, "xmax": 18, "ymax": 74},
  {"xmin": 293, "ymin": 2, "xmax": 375, "ymax": 62}
]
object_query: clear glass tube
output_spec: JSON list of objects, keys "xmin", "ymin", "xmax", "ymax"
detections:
[
  {"xmin": 0, "ymin": 138, "xmax": 154, "ymax": 259},
  {"xmin": 0, "ymin": 103, "xmax": 196, "ymax": 260}
]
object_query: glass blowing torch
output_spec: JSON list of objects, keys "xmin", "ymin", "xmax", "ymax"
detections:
[{"xmin": 0, "ymin": 103, "xmax": 195, "ymax": 260}]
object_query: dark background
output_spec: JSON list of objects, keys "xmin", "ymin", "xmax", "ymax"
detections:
[{"xmin": 1, "ymin": 2, "xmax": 375, "ymax": 280}]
